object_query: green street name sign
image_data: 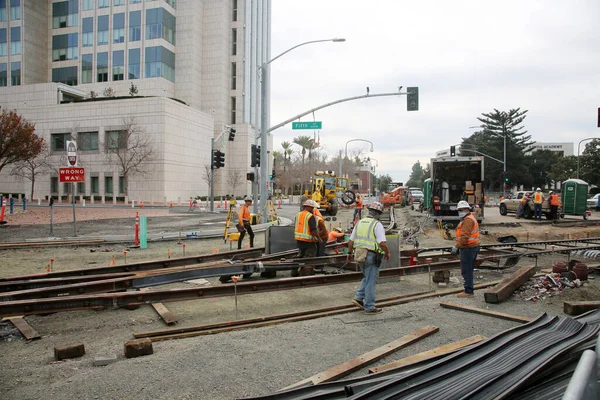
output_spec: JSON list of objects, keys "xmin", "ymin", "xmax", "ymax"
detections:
[{"xmin": 292, "ymin": 121, "xmax": 322, "ymax": 130}]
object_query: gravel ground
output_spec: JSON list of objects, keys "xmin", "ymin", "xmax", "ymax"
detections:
[{"xmin": 1, "ymin": 205, "xmax": 599, "ymax": 399}]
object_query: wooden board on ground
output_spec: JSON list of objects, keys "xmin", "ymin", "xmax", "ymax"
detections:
[
  {"xmin": 564, "ymin": 301, "xmax": 600, "ymax": 316},
  {"xmin": 369, "ymin": 335, "xmax": 486, "ymax": 374},
  {"xmin": 140, "ymin": 288, "xmax": 178, "ymax": 325},
  {"xmin": 7, "ymin": 317, "xmax": 41, "ymax": 340},
  {"xmin": 484, "ymin": 265, "xmax": 536, "ymax": 304},
  {"xmin": 281, "ymin": 326, "xmax": 439, "ymax": 391},
  {"xmin": 440, "ymin": 302, "xmax": 532, "ymax": 323}
]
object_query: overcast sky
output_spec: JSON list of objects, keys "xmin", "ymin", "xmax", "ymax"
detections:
[{"xmin": 268, "ymin": 0, "xmax": 600, "ymax": 183}]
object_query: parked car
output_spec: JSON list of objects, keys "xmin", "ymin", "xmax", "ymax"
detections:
[
  {"xmin": 406, "ymin": 188, "xmax": 424, "ymax": 204},
  {"xmin": 499, "ymin": 191, "xmax": 557, "ymax": 220},
  {"xmin": 587, "ymin": 193, "xmax": 600, "ymax": 210}
]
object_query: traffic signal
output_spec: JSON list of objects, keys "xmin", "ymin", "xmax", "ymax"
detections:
[
  {"xmin": 246, "ymin": 172, "xmax": 255, "ymax": 181},
  {"xmin": 597, "ymin": 107, "xmax": 600, "ymax": 128},
  {"xmin": 407, "ymin": 87, "xmax": 419, "ymax": 111},
  {"xmin": 450, "ymin": 146, "xmax": 456, "ymax": 157},
  {"xmin": 251, "ymin": 144, "xmax": 261, "ymax": 167},
  {"xmin": 502, "ymin": 171, "xmax": 509, "ymax": 183},
  {"xmin": 228, "ymin": 128, "xmax": 236, "ymax": 141},
  {"xmin": 269, "ymin": 169, "xmax": 275, "ymax": 179},
  {"xmin": 213, "ymin": 150, "xmax": 225, "ymax": 169}
]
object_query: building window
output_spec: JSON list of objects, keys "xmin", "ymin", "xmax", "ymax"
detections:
[
  {"xmin": 98, "ymin": 0, "xmax": 109, "ymax": 8},
  {"xmin": 106, "ymin": 130, "xmax": 126, "ymax": 149},
  {"xmin": 52, "ymin": 0, "xmax": 78, "ymax": 29},
  {"xmin": 52, "ymin": 66, "xmax": 77, "ymax": 85},
  {"xmin": 81, "ymin": 53, "xmax": 93, "ymax": 83},
  {"xmin": 97, "ymin": 15, "xmax": 108, "ymax": 45},
  {"xmin": 78, "ymin": 131, "xmax": 98, "ymax": 150},
  {"xmin": 0, "ymin": 63, "xmax": 6, "ymax": 86},
  {"xmin": 10, "ymin": 61, "xmax": 19, "ymax": 85},
  {"xmin": 131, "ymin": 0, "xmax": 141, "ymax": 3},
  {"xmin": 0, "ymin": 0, "xmax": 6, "ymax": 22},
  {"xmin": 91, "ymin": 176, "xmax": 99, "ymax": 194},
  {"xmin": 114, "ymin": 0, "xmax": 124, "ymax": 5},
  {"xmin": 232, "ymin": 0, "xmax": 237, "ymax": 21},
  {"xmin": 82, "ymin": 17, "xmax": 93, "ymax": 47},
  {"xmin": 52, "ymin": 33, "xmax": 78, "ymax": 61},
  {"xmin": 9, "ymin": 0, "xmax": 19, "ymax": 21},
  {"xmin": 119, "ymin": 176, "xmax": 125, "ymax": 193},
  {"xmin": 113, "ymin": 13, "xmax": 124, "ymax": 43},
  {"xmin": 128, "ymin": 48, "xmax": 140, "ymax": 79},
  {"xmin": 165, "ymin": 0, "xmax": 176, "ymax": 8},
  {"xmin": 129, "ymin": 10, "xmax": 141, "ymax": 42},
  {"xmin": 63, "ymin": 182, "xmax": 72, "ymax": 194},
  {"xmin": 145, "ymin": 8, "xmax": 176, "ymax": 45},
  {"xmin": 145, "ymin": 45, "xmax": 175, "ymax": 82},
  {"xmin": 113, "ymin": 50, "xmax": 124, "ymax": 80},
  {"xmin": 77, "ymin": 182, "xmax": 85, "ymax": 194},
  {"xmin": 51, "ymin": 177, "xmax": 59, "ymax": 194},
  {"xmin": 10, "ymin": 26, "xmax": 19, "ymax": 55},
  {"xmin": 105, "ymin": 176, "xmax": 113, "ymax": 194},
  {"xmin": 97, "ymin": 51, "xmax": 108, "ymax": 82},
  {"xmin": 0, "ymin": 28, "xmax": 6, "ymax": 56},
  {"xmin": 82, "ymin": 0, "xmax": 94, "ymax": 11},
  {"xmin": 231, "ymin": 62, "xmax": 236, "ymax": 90},
  {"xmin": 230, "ymin": 97, "xmax": 236, "ymax": 125},
  {"xmin": 231, "ymin": 28, "xmax": 237, "ymax": 56},
  {"xmin": 51, "ymin": 133, "xmax": 71, "ymax": 151}
]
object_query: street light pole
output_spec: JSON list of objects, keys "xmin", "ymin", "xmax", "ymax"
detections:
[
  {"xmin": 577, "ymin": 137, "xmax": 600, "ymax": 179},
  {"xmin": 342, "ymin": 139, "xmax": 374, "ymax": 179},
  {"xmin": 258, "ymin": 38, "xmax": 345, "ymax": 222}
]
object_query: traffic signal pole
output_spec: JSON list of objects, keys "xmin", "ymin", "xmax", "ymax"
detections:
[{"xmin": 210, "ymin": 137, "xmax": 215, "ymax": 212}]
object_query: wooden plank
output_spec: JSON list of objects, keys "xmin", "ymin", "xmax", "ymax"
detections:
[
  {"xmin": 564, "ymin": 301, "xmax": 600, "ymax": 316},
  {"xmin": 150, "ymin": 303, "xmax": 178, "ymax": 325},
  {"xmin": 484, "ymin": 265, "xmax": 536, "ymax": 304},
  {"xmin": 440, "ymin": 302, "xmax": 532, "ymax": 323},
  {"xmin": 7, "ymin": 317, "xmax": 41, "ymax": 340},
  {"xmin": 369, "ymin": 335, "xmax": 486, "ymax": 374},
  {"xmin": 281, "ymin": 326, "xmax": 439, "ymax": 391}
]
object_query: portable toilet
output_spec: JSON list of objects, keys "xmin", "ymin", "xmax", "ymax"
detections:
[
  {"xmin": 422, "ymin": 178, "xmax": 432, "ymax": 210},
  {"xmin": 561, "ymin": 179, "xmax": 589, "ymax": 219}
]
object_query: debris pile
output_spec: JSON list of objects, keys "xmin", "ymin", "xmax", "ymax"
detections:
[{"xmin": 516, "ymin": 273, "xmax": 585, "ymax": 302}]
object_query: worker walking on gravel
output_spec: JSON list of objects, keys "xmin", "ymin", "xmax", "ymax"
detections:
[
  {"xmin": 347, "ymin": 201, "xmax": 391, "ymax": 314},
  {"xmin": 451, "ymin": 201, "xmax": 480, "ymax": 298},
  {"xmin": 237, "ymin": 197, "xmax": 254, "ymax": 250},
  {"xmin": 533, "ymin": 188, "xmax": 544, "ymax": 220},
  {"xmin": 353, "ymin": 194, "xmax": 363, "ymax": 225}
]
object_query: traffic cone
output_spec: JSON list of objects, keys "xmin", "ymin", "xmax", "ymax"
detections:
[
  {"xmin": 134, "ymin": 212, "xmax": 140, "ymax": 247},
  {"xmin": 141, "ymin": 201, "xmax": 145, "ymax": 209},
  {"xmin": 170, "ymin": 202, "xmax": 173, "ymax": 208},
  {"xmin": 0, "ymin": 197, "xmax": 6, "ymax": 224}
]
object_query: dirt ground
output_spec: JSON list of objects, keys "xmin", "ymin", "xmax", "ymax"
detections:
[{"xmin": 1, "ymin": 204, "xmax": 599, "ymax": 399}]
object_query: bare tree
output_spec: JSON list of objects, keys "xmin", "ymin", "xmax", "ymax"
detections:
[
  {"xmin": 202, "ymin": 165, "xmax": 212, "ymax": 195},
  {"xmin": 226, "ymin": 169, "xmax": 243, "ymax": 195},
  {"xmin": 102, "ymin": 117, "xmax": 155, "ymax": 197},
  {"xmin": 10, "ymin": 142, "xmax": 53, "ymax": 200}
]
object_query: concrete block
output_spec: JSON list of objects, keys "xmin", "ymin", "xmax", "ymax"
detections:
[
  {"xmin": 124, "ymin": 338, "xmax": 153, "ymax": 358},
  {"xmin": 54, "ymin": 343, "xmax": 85, "ymax": 360},
  {"xmin": 93, "ymin": 355, "xmax": 118, "ymax": 366}
]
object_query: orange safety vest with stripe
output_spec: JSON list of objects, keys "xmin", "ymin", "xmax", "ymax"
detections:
[
  {"xmin": 533, "ymin": 192, "xmax": 543, "ymax": 204},
  {"xmin": 455, "ymin": 214, "xmax": 480, "ymax": 247},
  {"xmin": 315, "ymin": 216, "xmax": 329, "ymax": 240},
  {"xmin": 328, "ymin": 230, "xmax": 345, "ymax": 242},
  {"xmin": 355, "ymin": 198, "xmax": 363, "ymax": 209},
  {"xmin": 239, "ymin": 205, "xmax": 251, "ymax": 223},
  {"xmin": 312, "ymin": 207, "xmax": 323, "ymax": 218},
  {"xmin": 520, "ymin": 196, "xmax": 529, "ymax": 205},
  {"xmin": 294, "ymin": 210, "xmax": 318, "ymax": 242},
  {"xmin": 549, "ymin": 193, "xmax": 560, "ymax": 206}
]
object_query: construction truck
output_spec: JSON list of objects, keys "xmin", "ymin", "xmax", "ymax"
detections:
[
  {"xmin": 301, "ymin": 170, "xmax": 355, "ymax": 216},
  {"xmin": 428, "ymin": 156, "xmax": 485, "ymax": 223},
  {"xmin": 380, "ymin": 186, "xmax": 407, "ymax": 208}
]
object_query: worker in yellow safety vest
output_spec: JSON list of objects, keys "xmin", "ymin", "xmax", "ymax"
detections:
[
  {"xmin": 451, "ymin": 200, "xmax": 480, "ymax": 298},
  {"xmin": 533, "ymin": 188, "xmax": 544, "ymax": 221}
]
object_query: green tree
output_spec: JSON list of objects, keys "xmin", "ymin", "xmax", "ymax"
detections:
[
  {"xmin": 525, "ymin": 150, "xmax": 559, "ymax": 189},
  {"xmin": 376, "ymin": 174, "xmax": 393, "ymax": 193},
  {"xmin": 406, "ymin": 161, "xmax": 426, "ymax": 188},
  {"xmin": 281, "ymin": 141, "xmax": 294, "ymax": 171},
  {"xmin": 292, "ymin": 135, "xmax": 313, "ymax": 164},
  {"xmin": 580, "ymin": 139, "xmax": 600, "ymax": 186},
  {"xmin": 0, "ymin": 108, "xmax": 44, "ymax": 173},
  {"xmin": 549, "ymin": 155, "xmax": 577, "ymax": 183}
]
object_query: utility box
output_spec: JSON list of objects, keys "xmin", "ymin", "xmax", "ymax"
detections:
[
  {"xmin": 561, "ymin": 179, "xmax": 589, "ymax": 218},
  {"xmin": 422, "ymin": 178, "xmax": 432, "ymax": 209}
]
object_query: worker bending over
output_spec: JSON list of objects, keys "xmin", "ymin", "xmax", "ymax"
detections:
[{"xmin": 309, "ymin": 201, "xmax": 330, "ymax": 256}]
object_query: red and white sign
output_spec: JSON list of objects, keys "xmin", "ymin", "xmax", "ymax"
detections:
[
  {"xmin": 59, "ymin": 167, "xmax": 85, "ymax": 183},
  {"xmin": 66, "ymin": 140, "xmax": 77, "ymax": 166}
]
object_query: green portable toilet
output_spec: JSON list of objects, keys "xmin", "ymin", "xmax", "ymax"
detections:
[
  {"xmin": 423, "ymin": 178, "xmax": 432, "ymax": 210},
  {"xmin": 561, "ymin": 179, "xmax": 589, "ymax": 219}
]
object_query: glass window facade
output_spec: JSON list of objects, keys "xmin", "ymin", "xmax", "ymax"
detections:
[
  {"xmin": 145, "ymin": 46, "xmax": 175, "ymax": 82},
  {"xmin": 113, "ymin": 50, "xmax": 124, "ymax": 80},
  {"xmin": 52, "ymin": 66, "xmax": 77, "ymax": 85},
  {"xmin": 82, "ymin": 0, "xmax": 94, "ymax": 11},
  {"xmin": 11, "ymin": 61, "xmax": 19, "ymax": 85},
  {"xmin": 52, "ymin": 0, "xmax": 78, "ymax": 29},
  {"xmin": 0, "ymin": 63, "xmax": 6, "ymax": 87},
  {"xmin": 51, "ymin": 133, "xmax": 70, "ymax": 151},
  {"xmin": 97, "ymin": 15, "xmax": 108, "ymax": 45},
  {"xmin": 0, "ymin": 0, "xmax": 6, "ymax": 22},
  {"xmin": 10, "ymin": 26, "xmax": 19, "ymax": 55},
  {"xmin": 113, "ymin": 13, "xmax": 124, "ymax": 43},
  {"xmin": 77, "ymin": 182, "xmax": 85, "ymax": 194},
  {"xmin": 91, "ymin": 176, "xmax": 99, "ymax": 193},
  {"xmin": 165, "ymin": 0, "xmax": 176, "ymax": 8},
  {"xmin": 114, "ymin": 0, "xmax": 124, "ymax": 5},
  {"xmin": 52, "ymin": 33, "xmax": 78, "ymax": 61},
  {"xmin": 146, "ymin": 8, "xmax": 176, "ymax": 45},
  {"xmin": 82, "ymin": 17, "xmax": 93, "ymax": 47},
  {"xmin": 119, "ymin": 176, "xmax": 125, "ymax": 194},
  {"xmin": 131, "ymin": 0, "xmax": 141, "ymax": 3},
  {"xmin": 231, "ymin": 62, "xmax": 236, "ymax": 90},
  {"xmin": 128, "ymin": 48, "xmax": 140, "ymax": 79},
  {"xmin": 51, "ymin": 177, "xmax": 58, "ymax": 193},
  {"xmin": 232, "ymin": 28, "xmax": 237, "ymax": 55},
  {"xmin": 129, "ymin": 10, "xmax": 141, "ymax": 42},
  {"xmin": 81, "ymin": 53, "xmax": 93, "ymax": 83},
  {"xmin": 0, "ymin": 28, "xmax": 6, "ymax": 56},
  {"xmin": 9, "ymin": 0, "xmax": 19, "ymax": 20},
  {"xmin": 97, "ymin": 51, "xmax": 108, "ymax": 82},
  {"xmin": 98, "ymin": 0, "xmax": 109, "ymax": 8},
  {"xmin": 105, "ymin": 176, "xmax": 113, "ymax": 194},
  {"xmin": 106, "ymin": 130, "xmax": 125, "ymax": 149},
  {"xmin": 79, "ymin": 131, "xmax": 98, "ymax": 150}
]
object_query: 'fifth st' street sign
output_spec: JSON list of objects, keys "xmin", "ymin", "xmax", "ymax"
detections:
[{"xmin": 59, "ymin": 167, "xmax": 85, "ymax": 183}]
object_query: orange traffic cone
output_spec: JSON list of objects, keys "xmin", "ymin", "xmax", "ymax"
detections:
[
  {"xmin": 169, "ymin": 202, "xmax": 173, "ymax": 208},
  {"xmin": 141, "ymin": 201, "xmax": 145, "ymax": 208}
]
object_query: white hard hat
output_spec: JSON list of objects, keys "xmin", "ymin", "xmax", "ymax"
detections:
[
  {"xmin": 536, "ymin": 188, "xmax": 541, "ymax": 191},
  {"xmin": 302, "ymin": 199, "xmax": 315, "ymax": 208},
  {"xmin": 457, "ymin": 200, "xmax": 471, "ymax": 210},
  {"xmin": 244, "ymin": 196, "xmax": 252, "ymax": 202},
  {"xmin": 309, "ymin": 200, "xmax": 320, "ymax": 209},
  {"xmin": 367, "ymin": 201, "xmax": 384, "ymax": 213}
]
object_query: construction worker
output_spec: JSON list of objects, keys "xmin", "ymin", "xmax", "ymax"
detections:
[
  {"xmin": 533, "ymin": 188, "xmax": 544, "ymax": 220},
  {"xmin": 294, "ymin": 199, "xmax": 320, "ymax": 259},
  {"xmin": 309, "ymin": 200, "xmax": 329, "ymax": 256},
  {"xmin": 353, "ymin": 194, "xmax": 363, "ymax": 223},
  {"xmin": 549, "ymin": 191, "xmax": 560, "ymax": 222},
  {"xmin": 516, "ymin": 193, "xmax": 530, "ymax": 219},
  {"xmin": 328, "ymin": 227, "xmax": 345, "ymax": 243},
  {"xmin": 451, "ymin": 200, "xmax": 480, "ymax": 298},
  {"xmin": 237, "ymin": 197, "xmax": 254, "ymax": 250},
  {"xmin": 347, "ymin": 201, "xmax": 391, "ymax": 314}
]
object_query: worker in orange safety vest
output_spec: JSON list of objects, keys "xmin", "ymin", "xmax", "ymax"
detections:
[
  {"xmin": 549, "ymin": 191, "xmax": 560, "ymax": 222},
  {"xmin": 353, "ymin": 194, "xmax": 363, "ymax": 223},
  {"xmin": 533, "ymin": 188, "xmax": 544, "ymax": 221},
  {"xmin": 328, "ymin": 227, "xmax": 345, "ymax": 243},
  {"xmin": 451, "ymin": 200, "xmax": 480, "ymax": 298}
]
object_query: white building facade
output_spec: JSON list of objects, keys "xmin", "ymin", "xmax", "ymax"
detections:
[{"xmin": 0, "ymin": 0, "xmax": 270, "ymax": 203}]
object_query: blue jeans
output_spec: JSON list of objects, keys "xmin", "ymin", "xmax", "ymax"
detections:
[
  {"xmin": 353, "ymin": 208, "xmax": 362, "ymax": 221},
  {"xmin": 534, "ymin": 204, "xmax": 542, "ymax": 220},
  {"xmin": 354, "ymin": 252, "xmax": 380, "ymax": 311},
  {"xmin": 460, "ymin": 246, "xmax": 480, "ymax": 294}
]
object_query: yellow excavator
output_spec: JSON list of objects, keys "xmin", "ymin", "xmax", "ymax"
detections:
[{"xmin": 300, "ymin": 170, "xmax": 356, "ymax": 216}]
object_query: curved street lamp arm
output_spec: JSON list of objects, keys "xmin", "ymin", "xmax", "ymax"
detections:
[
  {"xmin": 345, "ymin": 139, "xmax": 374, "ymax": 158},
  {"xmin": 267, "ymin": 38, "xmax": 345, "ymax": 65}
]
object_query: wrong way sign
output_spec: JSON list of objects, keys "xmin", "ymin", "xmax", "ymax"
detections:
[{"xmin": 59, "ymin": 167, "xmax": 85, "ymax": 182}]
